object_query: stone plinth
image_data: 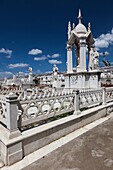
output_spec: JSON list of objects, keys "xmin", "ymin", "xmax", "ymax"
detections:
[{"xmin": 64, "ymin": 71, "xmax": 101, "ymax": 89}]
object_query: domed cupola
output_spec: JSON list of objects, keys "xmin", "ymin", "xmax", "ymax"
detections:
[{"xmin": 74, "ymin": 9, "xmax": 87, "ymax": 34}]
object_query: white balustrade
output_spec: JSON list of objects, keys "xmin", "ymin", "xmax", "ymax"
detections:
[{"xmin": 0, "ymin": 87, "xmax": 113, "ymax": 131}]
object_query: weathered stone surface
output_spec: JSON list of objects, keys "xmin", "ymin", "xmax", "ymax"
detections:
[
  {"xmin": 22, "ymin": 117, "xmax": 113, "ymax": 170},
  {"xmin": 0, "ymin": 157, "xmax": 4, "ymax": 168}
]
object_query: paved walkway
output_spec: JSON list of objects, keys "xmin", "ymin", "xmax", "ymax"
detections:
[{"xmin": 22, "ymin": 115, "xmax": 113, "ymax": 170}]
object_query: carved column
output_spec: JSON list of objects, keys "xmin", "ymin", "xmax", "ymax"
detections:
[
  {"xmin": 76, "ymin": 46, "xmax": 80, "ymax": 66},
  {"xmin": 79, "ymin": 39, "xmax": 87, "ymax": 72},
  {"xmin": 67, "ymin": 44, "xmax": 73, "ymax": 73}
]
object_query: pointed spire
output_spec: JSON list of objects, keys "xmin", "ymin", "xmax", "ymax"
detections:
[
  {"xmin": 68, "ymin": 21, "xmax": 71, "ymax": 30},
  {"xmin": 78, "ymin": 9, "xmax": 82, "ymax": 24},
  {"xmin": 88, "ymin": 22, "xmax": 91, "ymax": 31},
  {"xmin": 72, "ymin": 23, "xmax": 75, "ymax": 29},
  {"xmin": 68, "ymin": 21, "xmax": 71, "ymax": 39}
]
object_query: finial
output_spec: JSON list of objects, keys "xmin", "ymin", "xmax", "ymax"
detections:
[
  {"xmin": 68, "ymin": 21, "xmax": 71, "ymax": 29},
  {"xmin": 68, "ymin": 21, "xmax": 71, "ymax": 39},
  {"xmin": 88, "ymin": 22, "xmax": 91, "ymax": 31},
  {"xmin": 72, "ymin": 23, "xmax": 75, "ymax": 29},
  {"xmin": 78, "ymin": 9, "xmax": 82, "ymax": 24}
]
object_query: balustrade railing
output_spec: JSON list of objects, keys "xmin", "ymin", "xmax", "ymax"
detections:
[
  {"xmin": 0, "ymin": 87, "xmax": 22, "ymax": 95},
  {"xmin": 106, "ymin": 87, "xmax": 113, "ymax": 103},
  {"xmin": 0, "ymin": 87, "xmax": 113, "ymax": 131},
  {"xmin": 18, "ymin": 89, "xmax": 75, "ymax": 127},
  {"xmin": 0, "ymin": 95, "xmax": 7, "ymax": 126},
  {"xmin": 79, "ymin": 88, "xmax": 103, "ymax": 108}
]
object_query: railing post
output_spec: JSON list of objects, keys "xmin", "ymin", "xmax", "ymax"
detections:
[
  {"xmin": 6, "ymin": 93, "xmax": 21, "ymax": 139},
  {"xmin": 102, "ymin": 87, "xmax": 106, "ymax": 105},
  {"xmin": 23, "ymin": 89, "xmax": 27, "ymax": 100},
  {"xmin": 74, "ymin": 90, "xmax": 81, "ymax": 115}
]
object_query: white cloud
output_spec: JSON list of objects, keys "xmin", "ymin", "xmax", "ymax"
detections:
[
  {"xmin": 28, "ymin": 49, "xmax": 42, "ymax": 55},
  {"xmin": 51, "ymin": 53, "xmax": 60, "ymax": 58},
  {"xmin": 18, "ymin": 72, "xmax": 25, "ymax": 74},
  {"xmin": 33, "ymin": 53, "xmax": 61, "ymax": 61},
  {"xmin": 6, "ymin": 55, "xmax": 11, "ymax": 58},
  {"xmin": 45, "ymin": 71, "xmax": 52, "ymax": 74},
  {"xmin": 0, "ymin": 71, "xmax": 13, "ymax": 78},
  {"xmin": 34, "ymin": 56, "xmax": 48, "ymax": 61},
  {"xmin": 16, "ymin": 72, "xmax": 28, "ymax": 76},
  {"xmin": 95, "ymin": 28, "xmax": 113, "ymax": 49},
  {"xmin": 2, "ymin": 71, "xmax": 12, "ymax": 75},
  {"xmin": 95, "ymin": 39, "xmax": 109, "ymax": 48},
  {"xmin": 48, "ymin": 59, "xmax": 62, "ymax": 64},
  {"xmin": 47, "ymin": 55, "xmax": 51, "ymax": 58},
  {"xmin": 8, "ymin": 63, "xmax": 29, "ymax": 69},
  {"xmin": 99, "ymin": 51, "xmax": 109, "ymax": 56},
  {"xmin": 36, "ymin": 69, "xmax": 41, "ymax": 73},
  {"xmin": 0, "ymin": 48, "xmax": 12, "ymax": 58},
  {"xmin": 110, "ymin": 62, "xmax": 113, "ymax": 65}
]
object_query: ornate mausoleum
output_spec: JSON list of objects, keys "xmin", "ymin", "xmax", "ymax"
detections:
[{"xmin": 65, "ymin": 9, "xmax": 101, "ymax": 89}]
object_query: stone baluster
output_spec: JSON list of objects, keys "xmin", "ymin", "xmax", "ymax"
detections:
[
  {"xmin": 102, "ymin": 87, "xmax": 106, "ymax": 105},
  {"xmin": 74, "ymin": 90, "xmax": 81, "ymax": 115},
  {"xmin": 6, "ymin": 93, "xmax": 21, "ymax": 139},
  {"xmin": 23, "ymin": 90, "xmax": 27, "ymax": 100},
  {"xmin": 32, "ymin": 88, "xmax": 35, "ymax": 96}
]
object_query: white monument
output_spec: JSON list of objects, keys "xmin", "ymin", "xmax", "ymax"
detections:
[
  {"xmin": 52, "ymin": 64, "xmax": 59, "ymax": 88},
  {"xmin": 28, "ymin": 67, "xmax": 33, "ymax": 84},
  {"xmin": 89, "ymin": 47, "xmax": 99, "ymax": 71},
  {"xmin": 65, "ymin": 9, "xmax": 101, "ymax": 89}
]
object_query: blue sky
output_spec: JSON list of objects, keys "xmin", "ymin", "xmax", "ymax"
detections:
[{"xmin": 0, "ymin": 0, "xmax": 113, "ymax": 78}]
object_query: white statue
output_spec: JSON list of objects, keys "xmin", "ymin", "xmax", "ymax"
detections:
[
  {"xmin": 53, "ymin": 64, "xmax": 58, "ymax": 72},
  {"xmin": 53, "ymin": 64, "xmax": 58, "ymax": 78},
  {"xmin": 28, "ymin": 67, "xmax": 33, "ymax": 83},
  {"xmin": 92, "ymin": 48, "xmax": 99, "ymax": 69},
  {"xmin": 28, "ymin": 67, "xmax": 32, "ymax": 73},
  {"xmin": 89, "ymin": 47, "xmax": 99, "ymax": 70}
]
